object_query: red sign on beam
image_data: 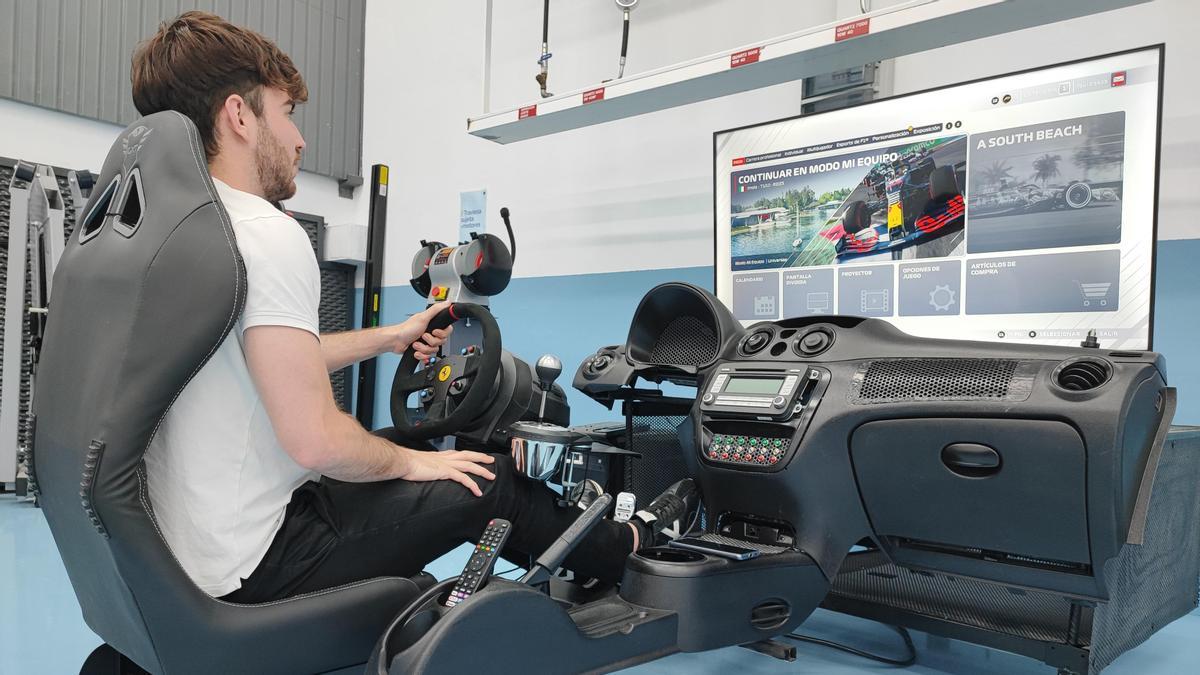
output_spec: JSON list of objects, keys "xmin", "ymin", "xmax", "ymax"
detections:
[
  {"xmin": 518, "ymin": 105, "xmax": 538, "ymax": 119},
  {"xmin": 730, "ymin": 47, "xmax": 761, "ymax": 68},
  {"xmin": 835, "ymin": 18, "xmax": 870, "ymax": 41},
  {"xmin": 583, "ymin": 88, "xmax": 605, "ymax": 104}
]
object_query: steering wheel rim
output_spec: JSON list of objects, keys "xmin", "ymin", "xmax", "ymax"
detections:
[{"xmin": 390, "ymin": 303, "xmax": 502, "ymax": 440}]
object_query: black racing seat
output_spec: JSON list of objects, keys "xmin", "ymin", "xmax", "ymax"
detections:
[{"xmin": 32, "ymin": 111, "xmax": 431, "ymax": 674}]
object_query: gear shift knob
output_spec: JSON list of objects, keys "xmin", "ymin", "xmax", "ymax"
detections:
[
  {"xmin": 535, "ymin": 354, "xmax": 563, "ymax": 388},
  {"xmin": 535, "ymin": 354, "xmax": 562, "ymax": 421}
]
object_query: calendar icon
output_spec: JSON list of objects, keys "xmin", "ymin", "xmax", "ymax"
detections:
[{"xmin": 753, "ymin": 295, "xmax": 776, "ymax": 317}]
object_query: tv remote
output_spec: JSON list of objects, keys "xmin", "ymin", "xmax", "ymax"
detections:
[{"xmin": 445, "ymin": 518, "xmax": 512, "ymax": 608}]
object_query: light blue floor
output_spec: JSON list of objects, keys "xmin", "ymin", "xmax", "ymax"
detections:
[{"xmin": 3, "ymin": 492, "xmax": 1197, "ymax": 674}]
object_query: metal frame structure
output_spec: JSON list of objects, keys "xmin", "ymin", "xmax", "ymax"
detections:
[
  {"xmin": 469, "ymin": 0, "xmax": 1151, "ymax": 144},
  {"xmin": 2, "ymin": 161, "xmax": 89, "ymax": 490}
]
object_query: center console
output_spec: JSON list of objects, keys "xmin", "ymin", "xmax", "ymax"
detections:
[{"xmin": 699, "ymin": 363, "xmax": 829, "ymax": 469}]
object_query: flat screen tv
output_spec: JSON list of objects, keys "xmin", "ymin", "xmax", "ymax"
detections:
[{"xmin": 713, "ymin": 46, "xmax": 1163, "ymax": 349}]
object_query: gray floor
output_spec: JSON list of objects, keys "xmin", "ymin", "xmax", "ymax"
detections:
[{"xmin": 3, "ymin": 493, "xmax": 1197, "ymax": 674}]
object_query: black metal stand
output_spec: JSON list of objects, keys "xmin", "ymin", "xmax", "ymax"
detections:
[
  {"xmin": 741, "ymin": 638, "xmax": 797, "ymax": 662},
  {"xmin": 355, "ymin": 164, "xmax": 390, "ymax": 429}
]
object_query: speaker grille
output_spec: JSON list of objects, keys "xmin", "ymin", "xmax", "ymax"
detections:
[
  {"xmin": 647, "ymin": 315, "xmax": 718, "ymax": 367},
  {"xmin": 851, "ymin": 358, "xmax": 1035, "ymax": 403},
  {"xmin": 624, "ymin": 408, "xmax": 691, "ymax": 506},
  {"xmin": 295, "ymin": 213, "xmax": 356, "ymax": 411}
]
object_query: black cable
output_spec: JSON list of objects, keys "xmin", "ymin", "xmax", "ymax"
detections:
[
  {"xmin": 620, "ymin": 11, "xmax": 630, "ymax": 59},
  {"xmin": 542, "ymin": 0, "xmax": 550, "ymax": 43},
  {"xmin": 785, "ymin": 624, "xmax": 916, "ymax": 667},
  {"xmin": 499, "ymin": 207, "xmax": 516, "ymax": 263}
]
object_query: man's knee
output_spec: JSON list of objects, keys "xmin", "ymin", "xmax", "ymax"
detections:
[{"xmin": 475, "ymin": 453, "xmax": 515, "ymax": 499}]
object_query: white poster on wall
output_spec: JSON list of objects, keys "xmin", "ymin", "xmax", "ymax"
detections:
[{"xmin": 459, "ymin": 189, "xmax": 487, "ymax": 243}]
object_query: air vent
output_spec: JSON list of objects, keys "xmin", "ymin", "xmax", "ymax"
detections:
[
  {"xmin": 738, "ymin": 329, "xmax": 773, "ymax": 356},
  {"xmin": 1055, "ymin": 358, "xmax": 1111, "ymax": 391}
]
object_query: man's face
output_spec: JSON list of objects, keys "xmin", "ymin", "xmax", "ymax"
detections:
[{"xmin": 253, "ymin": 87, "xmax": 305, "ymax": 203}]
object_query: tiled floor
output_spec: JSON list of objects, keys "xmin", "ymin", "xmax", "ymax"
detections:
[{"xmin": 3, "ymin": 493, "xmax": 1196, "ymax": 674}]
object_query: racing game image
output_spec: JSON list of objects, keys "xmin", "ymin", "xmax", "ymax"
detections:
[
  {"xmin": 967, "ymin": 112, "xmax": 1125, "ymax": 253},
  {"xmin": 728, "ymin": 135, "xmax": 967, "ymax": 271},
  {"xmin": 814, "ymin": 135, "xmax": 967, "ymax": 265}
]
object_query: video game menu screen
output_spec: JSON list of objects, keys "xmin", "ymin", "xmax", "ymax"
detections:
[{"xmin": 714, "ymin": 47, "xmax": 1162, "ymax": 349}]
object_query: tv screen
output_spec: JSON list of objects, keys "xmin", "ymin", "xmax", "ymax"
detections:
[{"xmin": 713, "ymin": 46, "xmax": 1162, "ymax": 350}]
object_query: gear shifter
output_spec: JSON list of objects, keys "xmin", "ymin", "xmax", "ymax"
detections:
[
  {"xmin": 520, "ymin": 493, "xmax": 613, "ymax": 589},
  {"xmin": 535, "ymin": 354, "xmax": 562, "ymax": 422}
]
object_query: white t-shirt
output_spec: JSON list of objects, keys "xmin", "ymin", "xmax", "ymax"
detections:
[{"xmin": 145, "ymin": 178, "xmax": 321, "ymax": 597}]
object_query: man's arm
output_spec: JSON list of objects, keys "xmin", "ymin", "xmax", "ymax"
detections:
[
  {"xmin": 245, "ymin": 324, "xmax": 494, "ymax": 492},
  {"xmin": 319, "ymin": 326, "xmax": 399, "ymax": 373},
  {"xmin": 319, "ymin": 302, "xmax": 452, "ymax": 372}
]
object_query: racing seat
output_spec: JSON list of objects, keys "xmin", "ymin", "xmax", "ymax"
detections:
[{"xmin": 32, "ymin": 111, "xmax": 430, "ymax": 675}]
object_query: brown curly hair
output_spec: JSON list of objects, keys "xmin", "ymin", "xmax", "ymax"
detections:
[{"xmin": 131, "ymin": 11, "xmax": 308, "ymax": 161}]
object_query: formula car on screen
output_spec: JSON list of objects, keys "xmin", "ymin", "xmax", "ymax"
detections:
[
  {"xmin": 968, "ymin": 180, "xmax": 1120, "ymax": 217},
  {"xmin": 818, "ymin": 146, "xmax": 966, "ymax": 260}
]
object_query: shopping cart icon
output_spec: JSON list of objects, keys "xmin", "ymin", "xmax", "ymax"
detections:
[{"xmin": 1078, "ymin": 282, "xmax": 1111, "ymax": 307}]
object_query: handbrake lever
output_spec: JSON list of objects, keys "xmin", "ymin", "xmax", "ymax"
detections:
[{"xmin": 520, "ymin": 493, "xmax": 613, "ymax": 589}]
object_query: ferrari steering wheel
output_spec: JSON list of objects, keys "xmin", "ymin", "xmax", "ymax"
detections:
[{"xmin": 390, "ymin": 303, "xmax": 502, "ymax": 440}]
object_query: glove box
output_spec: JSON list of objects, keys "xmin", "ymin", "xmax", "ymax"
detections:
[{"xmin": 850, "ymin": 418, "xmax": 1090, "ymax": 566}]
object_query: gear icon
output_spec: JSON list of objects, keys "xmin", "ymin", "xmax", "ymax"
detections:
[{"xmin": 929, "ymin": 284, "xmax": 956, "ymax": 311}]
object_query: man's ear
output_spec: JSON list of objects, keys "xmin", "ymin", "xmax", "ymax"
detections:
[{"xmin": 217, "ymin": 93, "xmax": 255, "ymax": 145}]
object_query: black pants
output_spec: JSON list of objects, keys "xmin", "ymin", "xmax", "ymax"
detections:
[{"xmin": 222, "ymin": 437, "xmax": 635, "ymax": 603}]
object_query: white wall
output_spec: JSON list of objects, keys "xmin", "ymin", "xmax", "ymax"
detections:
[
  {"xmin": 0, "ymin": 97, "xmax": 121, "ymax": 170},
  {"xmin": 359, "ymin": 0, "xmax": 852, "ymax": 284},
  {"xmin": 0, "ymin": 97, "xmax": 361, "ymax": 229}
]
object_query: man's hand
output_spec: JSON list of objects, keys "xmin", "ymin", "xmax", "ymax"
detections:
[
  {"xmin": 385, "ymin": 301, "xmax": 454, "ymax": 362},
  {"xmin": 398, "ymin": 448, "xmax": 496, "ymax": 497}
]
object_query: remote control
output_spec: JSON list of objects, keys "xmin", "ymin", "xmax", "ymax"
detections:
[
  {"xmin": 613, "ymin": 492, "xmax": 636, "ymax": 522},
  {"xmin": 445, "ymin": 518, "xmax": 512, "ymax": 608}
]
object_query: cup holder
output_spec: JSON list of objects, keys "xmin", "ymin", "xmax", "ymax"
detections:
[{"xmin": 636, "ymin": 546, "xmax": 707, "ymax": 564}]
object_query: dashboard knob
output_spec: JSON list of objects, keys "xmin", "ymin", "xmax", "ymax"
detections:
[
  {"xmin": 703, "ymin": 393, "xmax": 714, "ymax": 403},
  {"xmin": 740, "ymin": 329, "xmax": 773, "ymax": 355},
  {"xmin": 796, "ymin": 328, "xmax": 834, "ymax": 356}
]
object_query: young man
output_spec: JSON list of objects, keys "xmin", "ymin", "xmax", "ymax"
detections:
[{"xmin": 132, "ymin": 11, "xmax": 693, "ymax": 603}]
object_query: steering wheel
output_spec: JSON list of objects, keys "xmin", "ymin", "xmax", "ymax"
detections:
[{"xmin": 390, "ymin": 303, "xmax": 502, "ymax": 440}]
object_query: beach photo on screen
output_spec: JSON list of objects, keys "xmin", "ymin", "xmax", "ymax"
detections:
[{"xmin": 967, "ymin": 111, "xmax": 1125, "ymax": 253}]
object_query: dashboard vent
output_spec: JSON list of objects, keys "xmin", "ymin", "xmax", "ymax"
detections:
[
  {"xmin": 852, "ymin": 358, "xmax": 1035, "ymax": 403},
  {"xmin": 1056, "ymin": 358, "xmax": 1111, "ymax": 391}
]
